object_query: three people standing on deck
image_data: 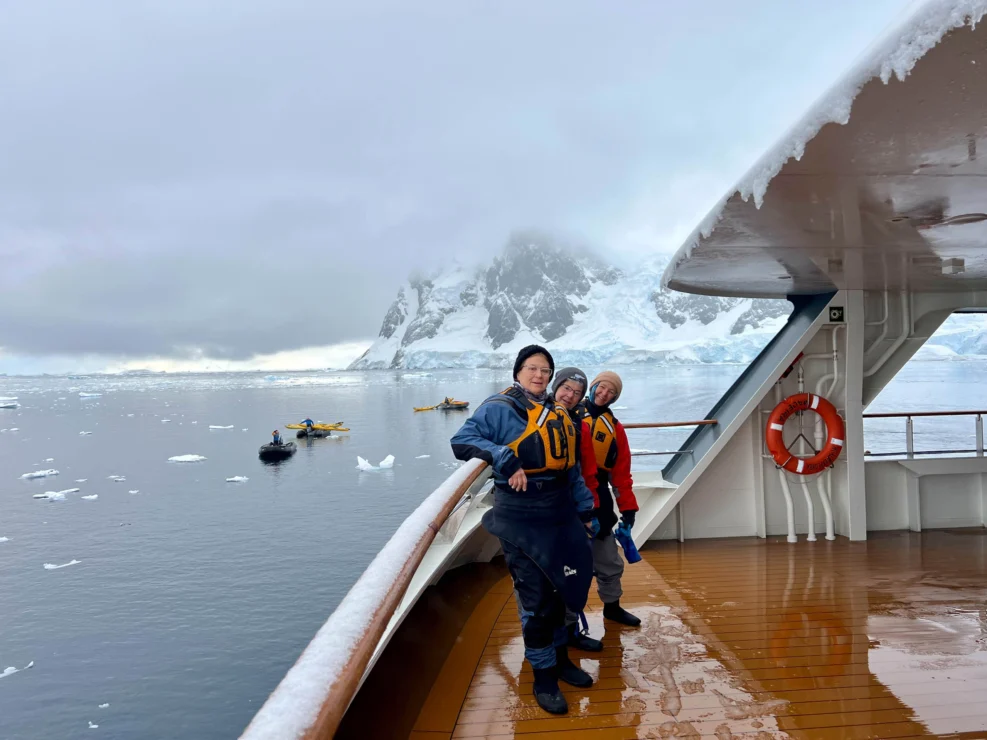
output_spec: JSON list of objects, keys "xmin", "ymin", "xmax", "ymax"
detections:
[{"xmin": 450, "ymin": 346, "xmax": 598, "ymax": 715}]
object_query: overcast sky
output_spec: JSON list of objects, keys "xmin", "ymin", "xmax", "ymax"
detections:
[{"xmin": 0, "ymin": 0, "xmax": 916, "ymax": 373}]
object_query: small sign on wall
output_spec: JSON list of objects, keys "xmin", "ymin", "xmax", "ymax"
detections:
[{"xmin": 829, "ymin": 306, "xmax": 845, "ymax": 322}]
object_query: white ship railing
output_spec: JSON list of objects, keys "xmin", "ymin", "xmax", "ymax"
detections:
[{"xmin": 863, "ymin": 410, "xmax": 987, "ymax": 459}]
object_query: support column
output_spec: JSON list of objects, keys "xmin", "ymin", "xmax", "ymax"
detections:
[{"xmin": 844, "ymin": 290, "xmax": 868, "ymax": 540}]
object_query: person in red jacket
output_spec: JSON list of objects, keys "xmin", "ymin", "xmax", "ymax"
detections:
[{"xmin": 579, "ymin": 370, "xmax": 641, "ymax": 627}]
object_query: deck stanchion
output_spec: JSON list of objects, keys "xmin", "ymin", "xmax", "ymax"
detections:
[
  {"xmin": 906, "ymin": 416, "xmax": 914, "ymax": 459},
  {"xmin": 977, "ymin": 414, "xmax": 983, "ymax": 457}
]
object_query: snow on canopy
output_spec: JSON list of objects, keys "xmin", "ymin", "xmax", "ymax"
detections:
[
  {"xmin": 662, "ymin": 0, "xmax": 987, "ymax": 289},
  {"xmin": 241, "ymin": 458, "xmax": 486, "ymax": 740}
]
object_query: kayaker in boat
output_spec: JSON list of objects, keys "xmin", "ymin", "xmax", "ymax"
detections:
[
  {"xmin": 450, "ymin": 345, "xmax": 598, "ymax": 716},
  {"xmin": 301, "ymin": 418, "xmax": 315, "ymax": 434},
  {"xmin": 549, "ymin": 367, "xmax": 607, "ymax": 652},
  {"xmin": 577, "ymin": 371, "xmax": 641, "ymax": 627},
  {"xmin": 271, "ymin": 430, "xmax": 282, "ymax": 446}
]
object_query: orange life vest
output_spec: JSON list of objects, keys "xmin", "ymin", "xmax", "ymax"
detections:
[
  {"xmin": 581, "ymin": 405, "xmax": 619, "ymax": 471},
  {"xmin": 494, "ymin": 387, "xmax": 578, "ymax": 474}
]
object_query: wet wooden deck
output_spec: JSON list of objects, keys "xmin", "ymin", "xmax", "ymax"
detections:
[{"xmin": 406, "ymin": 530, "xmax": 987, "ymax": 739}]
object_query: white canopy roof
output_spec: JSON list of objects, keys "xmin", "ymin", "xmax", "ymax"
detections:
[{"xmin": 663, "ymin": 1, "xmax": 987, "ymax": 298}]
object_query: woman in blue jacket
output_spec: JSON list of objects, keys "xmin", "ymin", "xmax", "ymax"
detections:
[{"xmin": 450, "ymin": 345, "xmax": 598, "ymax": 715}]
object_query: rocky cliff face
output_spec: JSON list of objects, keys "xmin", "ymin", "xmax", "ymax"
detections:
[{"xmin": 350, "ymin": 236, "xmax": 791, "ymax": 370}]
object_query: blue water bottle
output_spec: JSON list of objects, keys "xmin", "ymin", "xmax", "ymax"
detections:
[{"xmin": 615, "ymin": 522, "xmax": 642, "ymax": 564}]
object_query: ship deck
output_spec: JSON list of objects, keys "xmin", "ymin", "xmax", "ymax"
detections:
[{"xmin": 340, "ymin": 530, "xmax": 987, "ymax": 739}]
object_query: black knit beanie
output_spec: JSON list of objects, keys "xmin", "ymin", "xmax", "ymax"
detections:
[{"xmin": 512, "ymin": 344, "xmax": 555, "ymax": 381}]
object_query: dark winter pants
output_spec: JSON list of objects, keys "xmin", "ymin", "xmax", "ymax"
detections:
[
  {"xmin": 502, "ymin": 539, "xmax": 566, "ymax": 669},
  {"xmin": 565, "ymin": 533, "xmax": 625, "ymax": 626}
]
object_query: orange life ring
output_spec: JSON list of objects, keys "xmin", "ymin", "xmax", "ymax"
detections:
[{"xmin": 766, "ymin": 393, "xmax": 845, "ymax": 475}]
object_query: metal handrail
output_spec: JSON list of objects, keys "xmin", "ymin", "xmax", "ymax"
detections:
[
  {"xmin": 623, "ymin": 420, "xmax": 717, "ymax": 429},
  {"xmin": 863, "ymin": 410, "xmax": 985, "ymax": 459},
  {"xmin": 863, "ymin": 410, "xmax": 987, "ymax": 418}
]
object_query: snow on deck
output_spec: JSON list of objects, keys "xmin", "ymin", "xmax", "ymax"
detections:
[
  {"xmin": 241, "ymin": 458, "xmax": 486, "ymax": 740},
  {"xmin": 663, "ymin": 0, "xmax": 987, "ymax": 288}
]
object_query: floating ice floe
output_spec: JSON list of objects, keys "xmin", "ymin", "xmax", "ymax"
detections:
[
  {"xmin": 107, "ymin": 475, "xmax": 126, "ymax": 482},
  {"xmin": 79, "ymin": 431, "xmax": 93, "ymax": 436},
  {"xmin": 34, "ymin": 488, "xmax": 79, "ymax": 501},
  {"xmin": 8, "ymin": 428, "xmax": 18, "ymax": 432},
  {"xmin": 88, "ymin": 722, "xmax": 99, "ymax": 729},
  {"xmin": 0, "ymin": 537, "xmax": 8, "ymax": 542},
  {"xmin": 79, "ymin": 392, "xmax": 102, "ymax": 398},
  {"xmin": 0, "ymin": 402, "xmax": 18, "ymax": 409},
  {"xmin": 75, "ymin": 479, "xmax": 88, "ymax": 483},
  {"xmin": 0, "ymin": 396, "xmax": 17, "ymax": 401},
  {"xmin": 127, "ymin": 413, "xmax": 135, "ymax": 417},
  {"xmin": 226, "ymin": 476, "xmax": 249, "ymax": 483},
  {"xmin": 43, "ymin": 458, "xmax": 54, "ymax": 462},
  {"xmin": 128, "ymin": 490, "xmax": 139, "ymax": 494},
  {"xmin": 44, "ymin": 560, "xmax": 80, "ymax": 570},
  {"xmin": 356, "ymin": 455, "xmax": 395, "ymax": 471},
  {"xmin": 209, "ymin": 425, "xmax": 234, "ymax": 430},
  {"xmin": 20, "ymin": 469, "xmax": 59, "ymax": 480},
  {"xmin": 241, "ymin": 428, "xmax": 248, "ymax": 432},
  {"xmin": 611, "ymin": 405, "xmax": 629, "ymax": 410},
  {"xmin": 415, "ymin": 454, "xmax": 431, "ymax": 459},
  {"xmin": 161, "ymin": 419, "xmax": 171, "ymax": 423},
  {"xmin": 631, "ymin": 448, "xmax": 656, "ymax": 454},
  {"xmin": 81, "ymin": 495, "xmax": 98, "ymax": 500},
  {"xmin": 98, "ymin": 704, "xmax": 109, "ymax": 709},
  {"xmin": 168, "ymin": 454, "xmax": 206, "ymax": 463},
  {"xmin": 0, "ymin": 661, "xmax": 34, "ymax": 679},
  {"xmin": 190, "ymin": 421, "xmax": 198, "ymax": 424}
]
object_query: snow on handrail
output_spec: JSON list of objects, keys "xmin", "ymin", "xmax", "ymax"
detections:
[{"xmin": 240, "ymin": 458, "xmax": 489, "ymax": 740}]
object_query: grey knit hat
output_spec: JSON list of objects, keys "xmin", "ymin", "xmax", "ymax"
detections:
[{"xmin": 551, "ymin": 367, "xmax": 588, "ymax": 398}]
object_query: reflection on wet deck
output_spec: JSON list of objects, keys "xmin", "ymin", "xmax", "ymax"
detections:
[{"xmin": 411, "ymin": 530, "xmax": 987, "ymax": 739}]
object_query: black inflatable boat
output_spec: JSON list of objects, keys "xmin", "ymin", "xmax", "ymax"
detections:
[{"xmin": 259, "ymin": 441, "xmax": 296, "ymax": 461}]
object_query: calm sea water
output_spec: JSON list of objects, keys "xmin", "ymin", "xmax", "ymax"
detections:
[{"xmin": 1, "ymin": 362, "xmax": 984, "ymax": 739}]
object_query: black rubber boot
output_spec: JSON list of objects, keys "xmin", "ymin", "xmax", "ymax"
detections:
[
  {"xmin": 567, "ymin": 622, "xmax": 604, "ymax": 652},
  {"xmin": 603, "ymin": 600, "xmax": 642, "ymax": 627},
  {"xmin": 532, "ymin": 666, "xmax": 568, "ymax": 715},
  {"xmin": 555, "ymin": 645, "xmax": 593, "ymax": 688}
]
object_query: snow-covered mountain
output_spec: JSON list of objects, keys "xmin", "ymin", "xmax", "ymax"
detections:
[{"xmin": 350, "ymin": 236, "xmax": 792, "ymax": 370}]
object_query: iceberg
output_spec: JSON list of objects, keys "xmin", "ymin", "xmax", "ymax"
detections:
[
  {"xmin": 209, "ymin": 425, "xmax": 234, "ymax": 430},
  {"xmin": 168, "ymin": 454, "xmax": 207, "ymax": 463},
  {"xmin": 81, "ymin": 494, "xmax": 98, "ymax": 500},
  {"xmin": 0, "ymin": 661, "xmax": 34, "ymax": 680},
  {"xmin": 79, "ymin": 392, "xmax": 102, "ymax": 398},
  {"xmin": 226, "ymin": 476, "xmax": 249, "ymax": 483},
  {"xmin": 44, "ymin": 560, "xmax": 80, "ymax": 570},
  {"xmin": 356, "ymin": 455, "xmax": 396, "ymax": 471},
  {"xmin": 20, "ymin": 469, "xmax": 59, "ymax": 480},
  {"xmin": 0, "ymin": 402, "xmax": 18, "ymax": 409}
]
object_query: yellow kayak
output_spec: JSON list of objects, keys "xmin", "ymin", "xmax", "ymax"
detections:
[
  {"xmin": 285, "ymin": 422, "xmax": 348, "ymax": 431},
  {"xmin": 414, "ymin": 400, "xmax": 470, "ymax": 412}
]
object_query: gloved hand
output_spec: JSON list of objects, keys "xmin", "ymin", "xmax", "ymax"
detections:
[
  {"xmin": 620, "ymin": 510, "xmax": 636, "ymax": 530},
  {"xmin": 585, "ymin": 518, "xmax": 600, "ymax": 538},
  {"xmin": 616, "ymin": 520, "xmax": 633, "ymax": 541}
]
